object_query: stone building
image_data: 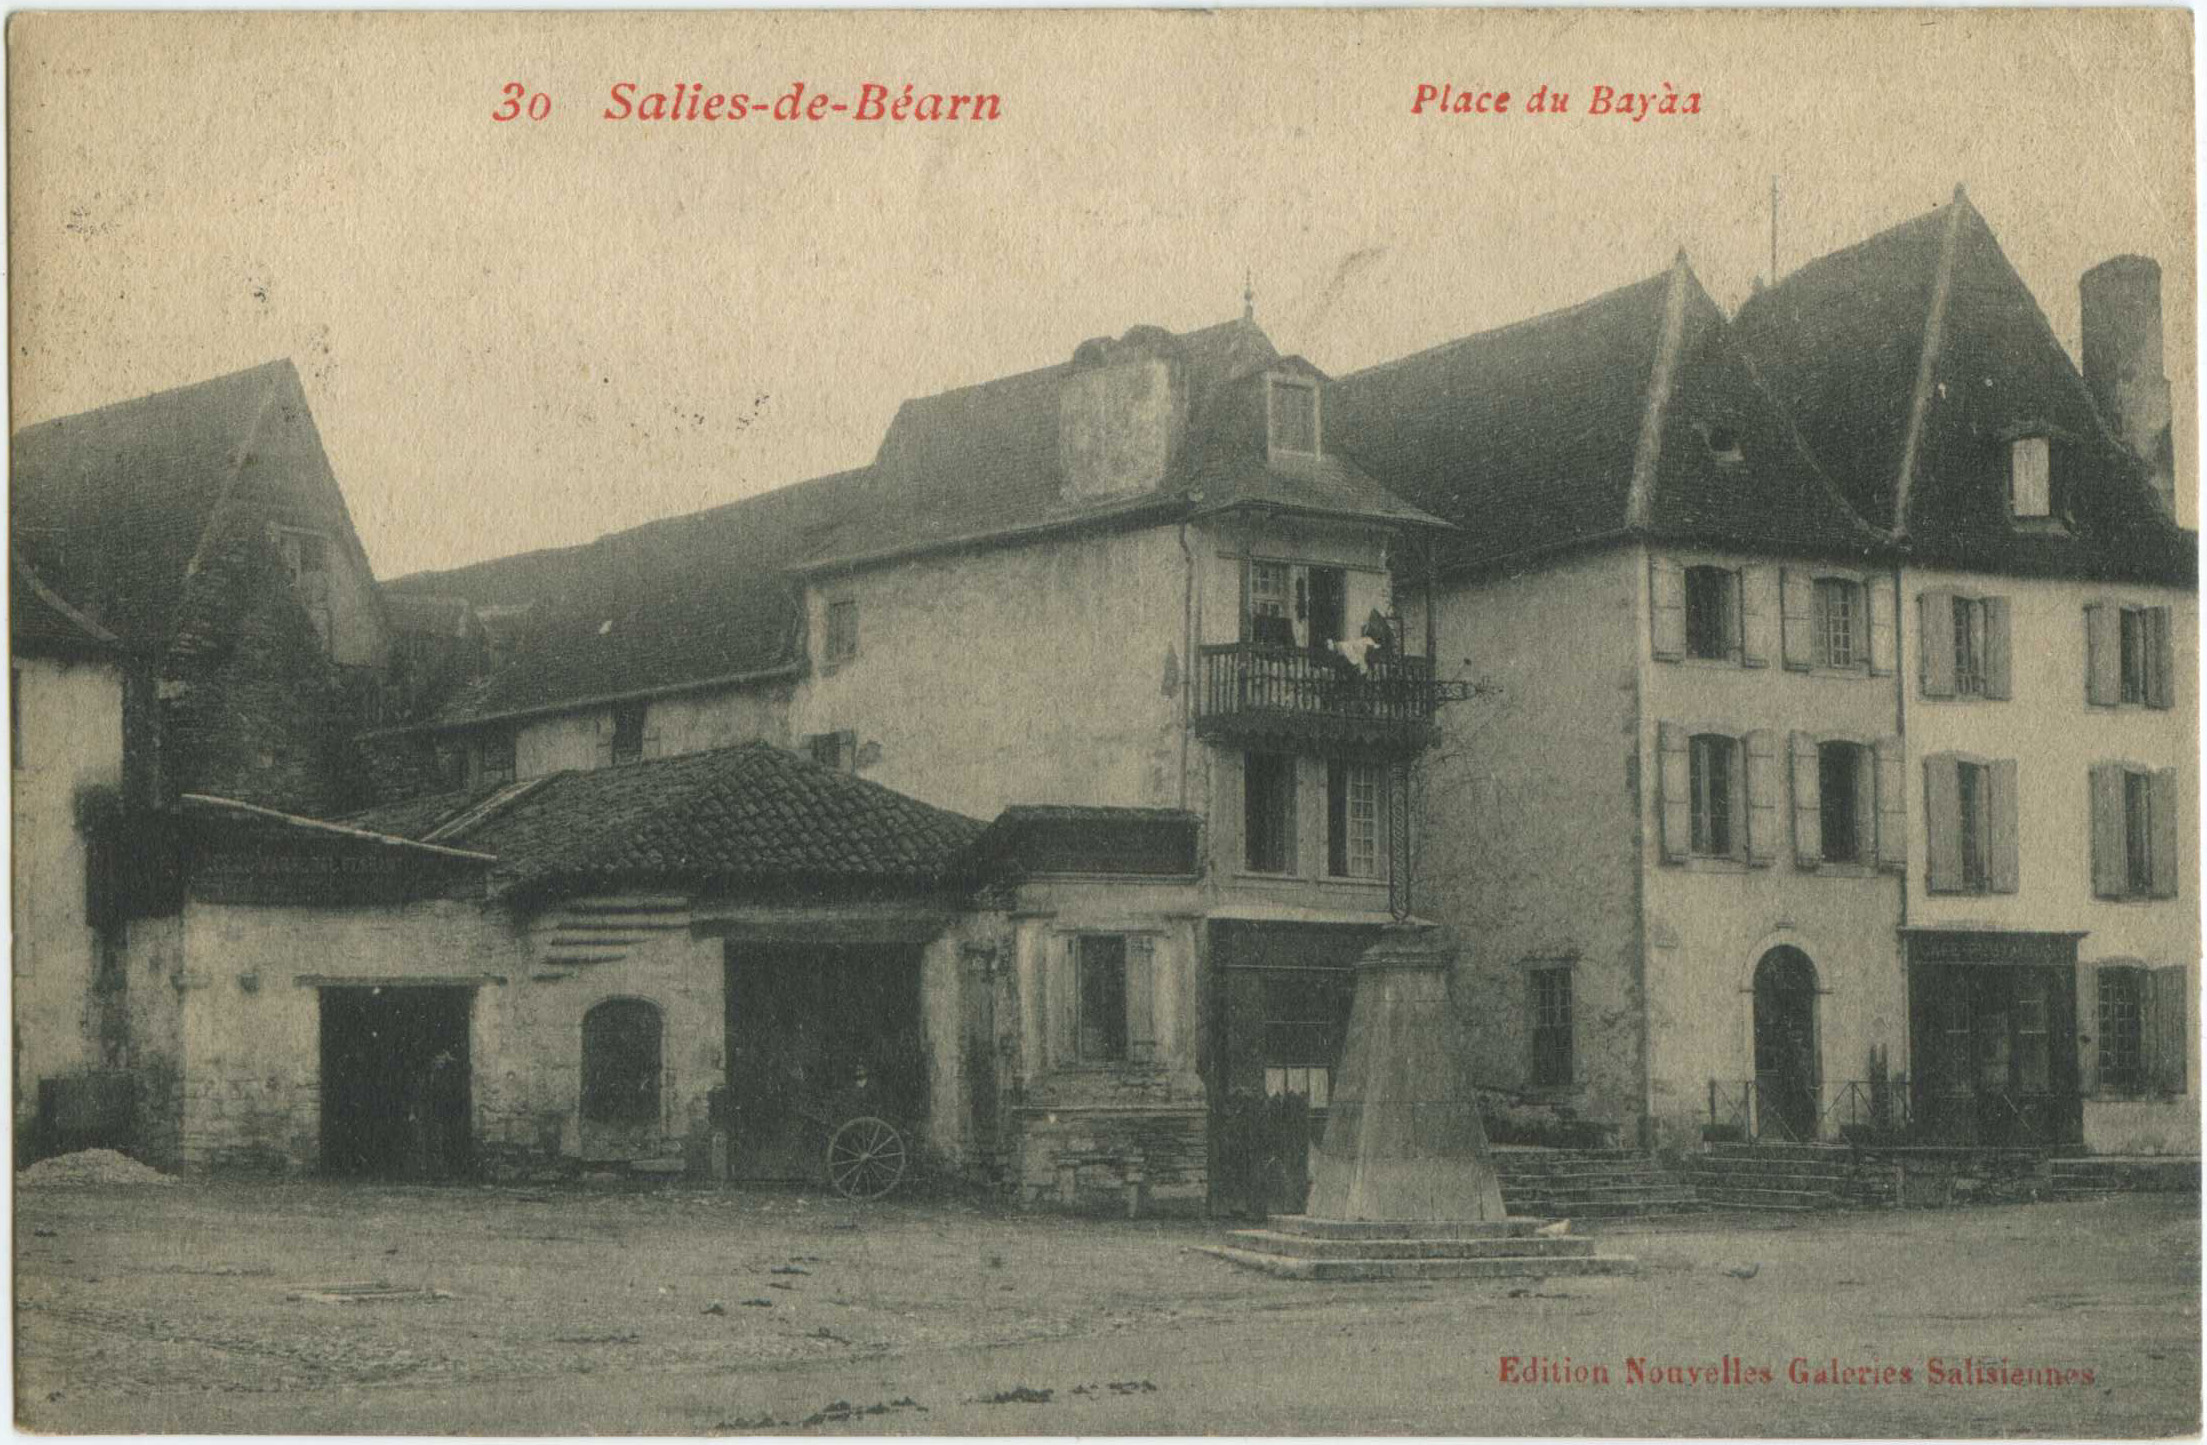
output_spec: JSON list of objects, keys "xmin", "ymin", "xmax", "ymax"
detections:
[
  {"xmin": 1734, "ymin": 189, "xmax": 2197, "ymax": 1155},
  {"xmin": 10, "ymin": 361, "xmax": 396, "ymax": 1159}
]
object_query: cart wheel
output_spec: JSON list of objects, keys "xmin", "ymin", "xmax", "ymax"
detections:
[{"xmin": 827, "ymin": 1116, "xmax": 907, "ymax": 1200}]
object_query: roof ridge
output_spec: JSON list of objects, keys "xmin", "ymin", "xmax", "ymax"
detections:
[
  {"xmin": 1889, "ymin": 194, "xmax": 1971, "ymax": 537},
  {"xmin": 13, "ymin": 358, "xmax": 298, "ymax": 437},
  {"xmin": 1343, "ymin": 269, "xmax": 1674, "ymax": 384},
  {"xmin": 1751, "ymin": 193, "xmax": 1963, "ymax": 311},
  {"xmin": 1625, "ymin": 254, "xmax": 1698, "ymax": 530}
]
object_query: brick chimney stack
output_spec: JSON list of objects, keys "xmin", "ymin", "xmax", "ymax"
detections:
[{"xmin": 2080, "ymin": 255, "xmax": 2177, "ymax": 517}]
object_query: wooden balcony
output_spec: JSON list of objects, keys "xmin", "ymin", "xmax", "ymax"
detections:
[{"xmin": 1192, "ymin": 644, "xmax": 1437, "ymax": 751}]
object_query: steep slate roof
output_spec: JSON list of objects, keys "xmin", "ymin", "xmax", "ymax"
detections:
[
  {"xmin": 341, "ymin": 740, "xmax": 983, "ymax": 899},
  {"xmin": 1734, "ymin": 191, "xmax": 2194, "ymax": 586},
  {"xmin": 11, "ymin": 559, "xmax": 122, "ymax": 658},
  {"xmin": 388, "ymin": 317, "xmax": 1439, "ymax": 732},
  {"xmin": 11, "ymin": 360, "xmax": 382, "ymax": 650},
  {"xmin": 1327, "ymin": 258, "xmax": 1886, "ymax": 578},
  {"xmin": 388, "ymin": 468, "xmax": 862, "ymax": 726}
]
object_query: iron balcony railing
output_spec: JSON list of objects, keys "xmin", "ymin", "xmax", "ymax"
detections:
[{"xmin": 1192, "ymin": 644, "xmax": 1437, "ymax": 735}]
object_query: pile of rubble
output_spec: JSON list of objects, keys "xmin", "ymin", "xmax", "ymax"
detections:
[{"xmin": 19, "ymin": 1148, "xmax": 177, "ymax": 1187}]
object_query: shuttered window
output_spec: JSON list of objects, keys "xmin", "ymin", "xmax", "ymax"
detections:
[
  {"xmin": 825, "ymin": 599, "xmax": 860, "ymax": 665},
  {"xmin": 2010, "ymin": 436, "xmax": 2052, "ymax": 518},
  {"xmin": 1923, "ymin": 591, "xmax": 2011, "ymax": 700},
  {"xmin": 1684, "ymin": 567, "xmax": 1738, "ymax": 661},
  {"xmin": 1690, "ymin": 734, "xmax": 1738, "ymax": 858},
  {"xmin": 2098, "ymin": 967, "xmax": 2146, "ymax": 1093},
  {"xmin": 1818, "ymin": 741, "xmax": 1869, "ymax": 864},
  {"xmin": 1268, "ymin": 378, "xmax": 1319, "ymax": 456},
  {"xmin": 1813, "ymin": 578, "xmax": 1863, "ymax": 668},
  {"xmin": 611, "ymin": 702, "xmax": 646, "ymax": 765},
  {"xmin": 1924, "ymin": 753, "xmax": 2018, "ymax": 895},
  {"xmin": 2088, "ymin": 603, "xmax": 2174, "ymax": 709},
  {"xmin": 2091, "ymin": 764, "xmax": 2180, "ymax": 900}
]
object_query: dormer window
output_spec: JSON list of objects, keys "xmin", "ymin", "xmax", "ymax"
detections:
[
  {"xmin": 1267, "ymin": 376, "xmax": 1320, "ymax": 459},
  {"xmin": 2010, "ymin": 436, "xmax": 2052, "ymax": 518}
]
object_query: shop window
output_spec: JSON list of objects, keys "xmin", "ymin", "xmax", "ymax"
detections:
[
  {"xmin": 1262, "ymin": 971, "xmax": 1351, "ymax": 1106},
  {"xmin": 1529, "ymin": 966, "xmax": 1573, "ymax": 1087},
  {"xmin": 1244, "ymin": 752, "xmax": 1297, "ymax": 874},
  {"xmin": 581, "ymin": 999, "xmax": 663, "ymax": 1125}
]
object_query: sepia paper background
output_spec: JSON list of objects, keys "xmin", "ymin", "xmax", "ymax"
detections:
[{"xmin": 8, "ymin": 8, "xmax": 2196, "ymax": 581}]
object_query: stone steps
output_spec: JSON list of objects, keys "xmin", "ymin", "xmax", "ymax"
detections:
[
  {"xmin": 1265, "ymin": 1214, "xmax": 1542, "ymax": 1240},
  {"xmin": 1223, "ymin": 1229, "xmax": 1597, "ymax": 1261},
  {"xmin": 1492, "ymin": 1148, "xmax": 1701, "ymax": 1220},
  {"xmin": 1199, "ymin": 1245, "xmax": 1638, "ymax": 1282}
]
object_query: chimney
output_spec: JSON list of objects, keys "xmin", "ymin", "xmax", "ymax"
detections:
[
  {"xmin": 1057, "ymin": 326, "xmax": 1190, "ymax": 503},
  {"xmin": 2081, "ymin": 255, "xmax": 2177, "ymax": 516}
]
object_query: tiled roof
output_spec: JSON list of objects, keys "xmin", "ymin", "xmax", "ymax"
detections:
[
  {"xmin": 1327, "ymin": 259, "xmax": 1885, "ymax": 576},
  {"xmin": 11, "ymin": 558, "xmax": 122, "ymax": 657},
  {"xmin": 10, "ymin": 360, "xmax": 367, "ymax": 650},
  {"xmin": 341, "ymin": 741, "xmax": 983, "ymax": 898},
  {"xmin": 1734, "ymin": 192, "xmax": 2194, "ymax": 586}
]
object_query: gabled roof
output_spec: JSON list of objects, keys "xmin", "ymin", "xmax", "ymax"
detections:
[
  {"xmin": 11, "ymin": 558, "xmax": 122, "ymax": 658},
  {"xmin": 11, "ymin": 360, "xmax": 384, "ymax": 650},
  {"xmin": 388, "ymin": 316, "xmax": 1439, "ymax": 733},
  {"xmin": 339, "ymin": 741, "xmax": 984, "ymax": 900},
  {"xmin": 1327, "ymin": 258, "xmax": 1885, "ymax": 576},
  {"xmin": 1734, "ymin": 190, "xmax": 2194, "ymax": 586}
]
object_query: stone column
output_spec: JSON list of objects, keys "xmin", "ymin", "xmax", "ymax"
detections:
[{"xmin": 1305, "ymin": 925, "xmax": 1507, "ymax": 1222}]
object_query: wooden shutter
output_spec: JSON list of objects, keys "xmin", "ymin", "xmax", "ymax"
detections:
[
  {"xmin": 1744, "ymin": 729, "xmax": 1778, "ymax": 866},
  {"xmin": 2151, "ymin": 768, "xmax": 2182, "ymax": 900},
  {"xmin": 1739, "ymin": 567, "xmax": 1772, "ymax": 668},
  {"xmin": 1875, "ymin": 735, "xmax": 1907, "ymax": 872},
  {"xmin": 1987, "ymin": 758, "xmax": 2020, "ymax": 895},
  {"xmin": 1053, "ymin": 936, "xmax": 1080, "ymax": 1066},
  {"xmin": 1919, "ymin": 590, "xmax": 1957, "ymax": 698},
  {"xmin": 1924, "ymin": 754, "xmax": 1963, "ymax": 893},
  {"xmin": 2085, "ymin": 603, "xmax": 2121, "ymax": 706},
  {"xmin": 2089, "ymin": 764, "xmax": 2127, "ymax": 899},
  {"xmin": 1981, "ymin": 597, "xmax": 2013, "ymax": 701},
  {"xmin": 2151, "ymin": 965, "xmax": 2190, "ymax": 1096},
  {"xmin": 1866, "ymin": 574, "xmax": 1897, "ymax": 677},
  {"xmin": 1657, "ymin": 722, "xmax": 1690, "ymax": 864},
  {"xmin": 1649, "ymin": 556, "xmax": 1686, "ymax": 661},
  {"xmin": 1779, "ymin": 568, "xmax": 1815, "ymax": 671},
  {"xmin": 1854, "ymin": 745, "xmax": 1879, "ymax": 866},
  {"xmin": 1789, "ymin": 731, "xmax": 1822, "ymax": 867},
  {"xmin": 1126, "ymin": 935, "xmax": 1158, "ymax": 1063},
  {"xmin": 2149, "ymin": 607, "xmax": 2176, "ymax": 709}
]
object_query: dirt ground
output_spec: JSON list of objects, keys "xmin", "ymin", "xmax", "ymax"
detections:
[{"xmin": 13, "ymin": 1178, "xmax": 2200, "ymax": 1436}]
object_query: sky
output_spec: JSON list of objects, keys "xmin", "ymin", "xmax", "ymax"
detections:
[{"xmin": 8, "ymin": 9, "xmax": 2197, "ymax": 578}]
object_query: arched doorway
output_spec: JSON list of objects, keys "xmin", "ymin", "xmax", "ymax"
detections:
[{"xmin": 1752, "ymin": 948, "xmax": 1820, "ymax": 1141}]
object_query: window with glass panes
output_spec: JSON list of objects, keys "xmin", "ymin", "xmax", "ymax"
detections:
[
  {"xmin": 1952, "ymin": 596, "xmax": 1989, "ymax": 696},
  {"xmin": 2124, "ymin": 769, "xmax": 2156, "ymax": 895},
  {"xmin": 1268, "ymin": 379, "xmax": 1318, "ymax": 455},
  {"xmin": 1815, "ymin": 578, "xmax": 1862, "ymax": 667},
  {"xmin": 1956, "ymin": 760, "xmax": 1991, "ymax": 891},
  {"xmin": 1529, "ymin": 966, "xmax": 1573, "ymax": 1087},
  {"xmin": 1327, "ymin": 761, "xmax": 1381, "ymax": 879},
  {"xmin": 1689, "ymin": 733, "xmax": 1737, "ymax": 856},
  {"xmin": 2098, "ymin": 968, "xmax": 2146, "ymax": 1093}
]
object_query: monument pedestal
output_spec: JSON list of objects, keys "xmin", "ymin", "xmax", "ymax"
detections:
[{"xmin": 1205, "ymin": 926, "xmax": 1634, "ymax": 1281}]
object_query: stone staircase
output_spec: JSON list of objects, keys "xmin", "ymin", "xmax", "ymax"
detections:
[
  {"xmin": 1686, "ymin": 1141, "xmax": 1863, "ymax": 1211},
  {"xmin": 1203, "ymin": 1215, "xmax": 1638, "ymax": 1282},
  {"xmin": 1492, "ymin": 1146, "xmax": 1700, "ymax": 1219},
  {"xmin": 2047, "ymin": 1155, "xmax": 2202, "ymax": 1201}
]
